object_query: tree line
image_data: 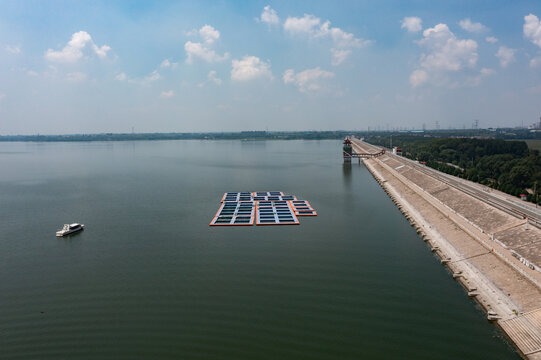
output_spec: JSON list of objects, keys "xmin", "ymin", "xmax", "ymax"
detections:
[{"xmin": 365, "ymin": 135, "xmax": 541, "ymax": 204}]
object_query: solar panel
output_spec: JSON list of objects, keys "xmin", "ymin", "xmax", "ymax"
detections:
[
  {"xmin": 256, "ymin": 201, "xmax": 299, "ymax": 225},
  {"xmin": 210, "ymin": 201, "xmax": 256, "ymax": 226},
  {"xmin": 289, "ymin": 200, "xmax": 317, "ymax": 216}
]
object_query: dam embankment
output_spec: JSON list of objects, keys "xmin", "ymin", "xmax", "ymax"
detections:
[{"xmin": 353, "ymin": 139, "xmax": 541, "ymax": 359}]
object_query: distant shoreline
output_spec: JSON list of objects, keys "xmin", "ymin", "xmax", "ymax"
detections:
[{"xmin": 0, "ymin": 129, "xmax": 539, "ymax": 142}]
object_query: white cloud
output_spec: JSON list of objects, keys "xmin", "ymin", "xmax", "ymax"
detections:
[
  {"xmin": 459, "ymin": 18, "xmax": 487, "ymax": 33},
  {"xmin": 185, "ymin": 25, "xmax": 229, "ymax": 64},
  {"xmin": 486, "ymin": 36, "xmax": 498, "ymax": 43},
  {"xmin": 419, "ymin": 24, "xmax": 478, "ymax": 71},
  {"xmin": 284, "ymin": 13, "xmax": 370, "ymax": 65},
  {"xmin": 284, "ymin": 14, "xmax": 321, "ymax": 35},
  {"xmin": 283, "ymin": 67, "xmax": 334, "ymax": 93},
  {"xmin": 409, "ymin": 69, "xmax": 427, "ymax": 87},
  {"xmin": 65, "ymin": 72, "xmax": 87, "ymax": 82},
  {"xmin": 27, "ymin": 70, "xmax": 39, "ymax": 77},
  {"xmin": 160, "ymin": 58, "xmax": 179, "ymax": 69},
  {"xmin": 199, "ymin": 25, "xmax": 220, "ymax": 44},
  {"xmin": 231, "ymin": 56, "xmax": 273, "ymax": 81},
  {"xmin": 185, "ymin": 41, "xmax": 229, "ymax": 63},
  {"xmin": 160, "ymin": 90, "xmax": 174, "ymax": 98},
  {"xmin": 465, "ymin": 67, "xmax": 495, "ymax": 87},
  {"xmin": 401, "ymin": 17, "xmax": 422, "ymax": 33},
  {"xmin": 480, "ymin": 67, "xmax": 495, "ymax": 76},
  {"xmin": 496, "ymin": 46, "xmax": 516, "ymax": 67},
  {"xmin": 331, "ymin": 48, "xmax": 352, "ymax": 66},
  {"xmin": 198, "ymin": 70, "xmax": 222, "ymax": 87},
  {"xmin": 207, "ymin": 70, "xmax": 222, "ymax": 85},
  {"xmin": 0, "ymin": 93, "xmax": 5, "ymax": 100},
  {"xmin": 524, "ymin": 14, "xmax": 541, "ymax": 48},
  {"xmin": 530, "ymin": 57, "xmax": 541, "ymax": 68},
  {"xmin": 45, "ymin": 31, "xmax": 110, "ymax": 63},
  {"xmin": 259, "ymin": 5, "xmax": 279, "ymax": 25},
  {"xmin": 5, "ymin": 45, "xmax": 21, "ymax": 54},
  {"xmin": 115, "ymin": 72, "xmax": 127, "ymax": 81},
  {"xmin": 410, "ymin": 23, "xmax": 478, "ymax": 87},
  {"xmin": 144, "ymin": 70, "xmax": 161, "ymax": 82}
]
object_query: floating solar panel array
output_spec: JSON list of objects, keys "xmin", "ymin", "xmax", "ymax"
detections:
[
  {"xmin": 210, "ymin": 191, "xmax": 317, "ymax": 226},
  {"xmin": 221, "ymin": 192, "xmax": 253, "ymax": 202},
  {"xmin": 256, "ymin": 201, "xmax": 299, "ymax": 225},
  {"xmin": 290, "ymin": 200, "xmax": 317, "ymax": 216},
  {"xmin": 210, "ymin": 201, "xmax": 256, "ymax": 226}
]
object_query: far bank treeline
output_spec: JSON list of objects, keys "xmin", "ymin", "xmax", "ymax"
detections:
[{"xmin": 365, "ymin": 135, "xmax": 541, "ymax": 204}]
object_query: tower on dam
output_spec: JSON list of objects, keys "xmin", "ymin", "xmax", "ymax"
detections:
[{"xmin": 343, "ymin": 138, "xmax": 352, "ymax": 163}]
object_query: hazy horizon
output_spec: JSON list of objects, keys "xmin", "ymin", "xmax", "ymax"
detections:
[{"xmin": 1, "ymin": 1, "xmax": 541, "ymax": 135}]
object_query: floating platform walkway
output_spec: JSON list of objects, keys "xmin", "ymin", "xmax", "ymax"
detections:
[{"xmin": 210, "ymin": 192, "xmax": 317, "ymax": 226}]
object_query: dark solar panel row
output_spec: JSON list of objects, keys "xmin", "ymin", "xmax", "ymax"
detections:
[
  {"xmin": 256, "ymin": 202, "xmax": 299, "ymax": 225},
  {"xmin": 290, "ymin": 200, "xmax": 317, "ymax": 216},
  {"xmin": 210, "ymin": 201, "xmax": 256, "ymax": 226}
]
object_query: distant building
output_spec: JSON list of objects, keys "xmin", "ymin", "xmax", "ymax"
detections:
[{"xmin": 392, "ymin": 147, "xmax": 402, "ymax": 156}]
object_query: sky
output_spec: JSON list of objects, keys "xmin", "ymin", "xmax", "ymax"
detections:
[{"xmin": 1, "ymin": 0, "xmax": 541, "ymax": 134}]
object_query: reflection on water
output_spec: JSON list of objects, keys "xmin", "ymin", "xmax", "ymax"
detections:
[{"xmin": 342, "ymin": 162, "xmax": 352, "ymax": 187}]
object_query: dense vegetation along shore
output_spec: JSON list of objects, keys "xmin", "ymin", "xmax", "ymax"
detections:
[{"xmin": 365, "ymin": 134, "xmax": 541, "ymax": 205}]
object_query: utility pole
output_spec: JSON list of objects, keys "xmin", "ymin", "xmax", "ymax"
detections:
[{"xmin": 535, "ymin": 181, "xmax": 538, "ymax": 208}]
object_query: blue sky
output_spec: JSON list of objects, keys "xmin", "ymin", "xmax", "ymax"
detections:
[{"xmin": 1, "ymin": 0, "xmax": 541, "ymax": 134}]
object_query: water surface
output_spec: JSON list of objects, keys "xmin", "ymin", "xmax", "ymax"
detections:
[{"xmin": 0, "ymin": 140, "xmax": 520, "ymax": 359}]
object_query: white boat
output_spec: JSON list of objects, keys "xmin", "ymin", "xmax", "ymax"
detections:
[{"xmin": 56, "ymin": 223, "xmax": 84, "ymax": 237}]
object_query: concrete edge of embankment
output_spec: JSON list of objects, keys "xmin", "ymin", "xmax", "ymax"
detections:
[{"xmin": 361, "ymin": 157, "xmax": 534, "ymax": 359}]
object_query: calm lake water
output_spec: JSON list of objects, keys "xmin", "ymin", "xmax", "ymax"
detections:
[{"xmin": 0, "ymin": 140, "xmax": 520, "ymax": 359}]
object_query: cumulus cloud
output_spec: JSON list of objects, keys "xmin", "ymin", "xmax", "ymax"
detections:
[
  {"xmin": 480, "ymin": 67, "xmax": 495, "ymax": 76},
  {"xmin": 27, "ymin": 70, "xmax": 39, "ymax": 77},
  {"xmin": 258, "ymin": 5, "xmax": 279, "ymax": 25},
  {"xmin": 524, "ymin": 14, "xmax": 541, "ymax": 48},
  {"xmin": 231, "ymin": 56, "xmax": 272, "ymax": 81},
  {"xmin": 5, "ymin": 45, "xmax": 21, "ymax": 54},
  {"xmin": 459, "ymin": 18, "xmax": 487, "ymax": 33},
  {"xmin": 409, "ymin": 69, "xmax": 428, "ymax": 87},
  {"xmin": 283, "ymin": 67, "xmax": 334, "ymax": 93},
  {"xmin": 530, "ymin": 57, "xmax": 541, "ymax": 68},
  {"xmin": 401, "ymin": 17, "xmax": 422, "ymax": 33},
  {"xmin": 419, "ymin": 24, "xmax": 478, "ymax": 71},
  {"xmin": 284, "ymin": 13, "xmax": 370, "ymax": 65},
  {"xmin": 199, "ymin": 25, "xmax": 220, "ymax": 44},
  {"xmin": 120, "ymin": 70, "xmax": 161, "ymax": 84},
  {"xmin": 45, "ymin": 31, "xmax": 110, "ymax": 63},
  {"xmin": 331, "ymin": 48, "xmax": 352, "ymax": 66},
  {"xmin": 115, "ymin": 72, "xmax": 127, "ymax": 81},
  {"xmin": 144, "ymin": 70, "xmax": 161, "ymax": 82},
  {"xmin": 207, "ymin": 70, "xmax": 222, "ymax": 85},
  {"xmin": 496, "ymin": 46, "xmax": 516, "ymax": 67},
  {"xmin": 185, "ymin": 25, "xmax": 229, "ymax": 64},
  {"xmin": 65, "ymin": 72, "xmax": 87, "ymax": 82},
  {"xmin": 465, "ymin": 67, "xmax": 495, "ymax": 87},
  {"xmin": 160, "ymin": 90, "xmax": 174, "ymax": 98},
  {"xmin": 160, "ymin": 58, "xmax": 179, "ymax": 69},
  {"xmin": 485, "ymin": 36, "xmax": 498, "ymax": 43},
  {"xmin": 199, "ymin": 70, "xmax": 222, "ymax": 87},
  {"xmin": 410, "ymin": 23, "xmax": 478, "ymax": 87}
]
